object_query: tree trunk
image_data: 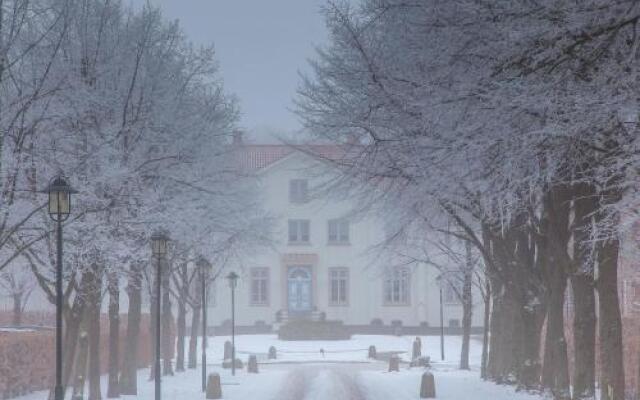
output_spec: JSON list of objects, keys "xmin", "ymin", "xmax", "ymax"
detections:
[
  {"xmin": 51, "ymin": 270, "xmax": 91, "ymax": 400},
  {"xmin": 119, "ymin": 263, "xmax": 142, "ymax": 395},
  {"xmin": 489, "ymin": 287, "xmax": 519, "ymax": 383},
  {"xmin": 571, "ymin": 183, "xmax": 597, "ymax": 400},
  {"xmin": 598, "ymin": 237, "xmax": 625, "ymax": 400},
  {"xmin": 107, "ymin": 272, "xmax": 120, "ymax": 398},
  {"xmin": 571, "ymin": 273, "xmax": 596, "ymax": 400},
  {"xmin": 541, "ymin": 277, "xmax": 570, "ymax": 400},
  {"xmin": 481, "ymin": 281, "xmax": 491, "ymax": 380},
  {"xmin": 538, "ymin": 185, "xmax": 571, "ymax": 399},
  {"xmin": 149, "ymin": 277, "xmax": 158, "ymax": 381},
  {"xmin": 12, "ymin": 293, "xmax": 22, "ymax": 326},
  {"xmin": 517, "ymin": 305, "xmax": 545, "ymax": 390},
  {"xmin": 486, "ymin": 275, "xmax": 506, "ymax": 380},
  {"xmin": 483, "ymin": 224, "xmax": 503, "ymax": 382},
  {"xmin": 459, "ymin": 241, "xmax": 473, "ymax": 370},
  {"xmin": 162, "ymin": 264, "xmax": 174, "ymax": 376},
  {"xmin": 88, "ymin": 266, "xmax": 103, "ymax": 400},
  {"xmin": 175, "ymin": 292, "xmax": 187, "ymax": 372},
  {"xmin": 71, "ymin": 314, "xmax": 89, "ymax": 400},
  {"xmin": 483, "ymin": 221, "xmax": 537, "ymax": 385},
  {"xmin": 188, "ymin": 299, "xmax": 201, "ymax": 369}
]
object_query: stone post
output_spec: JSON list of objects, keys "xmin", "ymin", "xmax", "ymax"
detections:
[
  {"xmin": 412, "ymin": 337, "xmax": 422, "ymax": 360},
  {"xmin": 206, "ymin": 373, "xmax": 222, "ymax": 399},
  {"xmin": 268, "ymin": 346, "xmax": 277, "ymax": 360},
  {"xmin": 368, "ymin": 345, "xmax": 377, "ymax": 359},
  {"xmin": 224, "ymin": 340, "xmax": 233, "ymax": 360},
  {"xmin": 248, "ymin": 355, "xmax": 259, "ymax": 373},
  {"xmin": 420, "ymin": 372, "xmax": 436, "ymax": 398},
  {"xmin": 388, "ymin": 355, "xmax": 400, "ymax": 372}
]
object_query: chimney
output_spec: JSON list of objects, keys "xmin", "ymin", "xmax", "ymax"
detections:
[
  {"xmin": 232, "ymin": 130, "xmax": 244, "ymax": 146},
  {"xmin": 346, "ymin": 135, "xmax": 360, "ymax": 146}
]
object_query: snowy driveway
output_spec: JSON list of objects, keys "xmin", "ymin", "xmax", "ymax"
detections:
[
  {"xmin": 274, "ymin": 364, "xmax": 368, "ymax": 400},
  {"xmin": 14, "ymin": 335, "xmax": 547, "ymax": 400},
  {"xmin": 268, "ymin": 362, "xmax": 544, "ymax": 400}
]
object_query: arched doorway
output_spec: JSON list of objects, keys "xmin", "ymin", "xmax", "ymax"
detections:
[{"xmin": 287, "ymin": 265, "xmax": 312, "ymax": 315}]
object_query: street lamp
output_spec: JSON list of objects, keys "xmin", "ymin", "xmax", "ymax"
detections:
[
  {"xmin": 438, "ymin": 276, "xmax": 445, "ymax": 361},
  {"xmin": 197, "ymin": 257, "xmax": 212, "ymax": 392},
  {"xmin": 226, "ymin": 271, "xmax": 239, "ymax": 376},
  {"xmin": 42, "ymin": 175, "xmax": 76, "ymax": 400},
  {"xmin": 151, "ymin": 230, "xmax": 169, "ymax": 400}
]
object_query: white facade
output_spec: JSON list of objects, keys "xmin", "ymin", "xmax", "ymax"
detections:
[{"xmin": 207, "ymin": 147, "xmax": 484, "ymax": 331}]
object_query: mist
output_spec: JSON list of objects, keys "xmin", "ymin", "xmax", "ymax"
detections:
[{"xmin": 0, "ymin": 1, "xmax": 637, "ymax": 400}]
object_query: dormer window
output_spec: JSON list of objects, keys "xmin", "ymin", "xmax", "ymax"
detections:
[{"xmin": 289, "ymin": 179, "xmax": 309, "ymax": 203}]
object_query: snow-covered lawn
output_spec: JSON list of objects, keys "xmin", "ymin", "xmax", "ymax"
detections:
[
  {"xmin": 16, "ymin": 364, "xmax": 289, "ymax": 400},
  {"xmin": 15, "ymin": 334, "xmax": 547, "ymax": 400},
  {"xmin": 205, "ymin": 333, "xmax": 484, "ymax": 365},
  {"xmin": 359, "ymin": 369, "xmax": 544, "ymax": 400}
]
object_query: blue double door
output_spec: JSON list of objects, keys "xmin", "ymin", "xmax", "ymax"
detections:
[{"xmin": 287, "ymin": 265, "xmax": 312, "ymax": 315}]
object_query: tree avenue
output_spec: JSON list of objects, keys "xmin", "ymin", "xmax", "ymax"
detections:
[
  {"xmin": 0, "ymin": 1, "xmax": 268, "ymax": 399},
  {"xmin": 296, "ymin": 1, "xmax": 640, "ymax": 400},
  {"xmin": 1, "ymin": 1, "xmax": 639, "ymax": 400}
]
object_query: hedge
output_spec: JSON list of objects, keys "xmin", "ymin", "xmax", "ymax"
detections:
[{"xmin": 0, "ymin": 313, "xmax": 160, "ymax": 399}]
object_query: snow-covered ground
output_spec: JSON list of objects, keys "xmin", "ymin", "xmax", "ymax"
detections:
[{"xmin": 16, "ymin": 334, "xmax": 546, "ymax": 400}]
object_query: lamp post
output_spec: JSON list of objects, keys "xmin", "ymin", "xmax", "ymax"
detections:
[
  {"xmin": 226, "ymin": 272, "xmax": 239, "ymax": 376},
  {"xmin": 439, "ymin": 278, "xmax": 445, "ymax": 361},
  {"xmin": 197, "ymin": 257, "xmax": 212, "ymax": 392},
  {"xmin": 151, "ymin": 231, "xmax": 169, "ymax": 400},
  {"xmin": 43, "ymin": 176, "xmax": 76, "ymax": 400}
]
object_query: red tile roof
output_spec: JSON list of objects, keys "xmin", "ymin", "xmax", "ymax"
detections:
[{"xmin": 234, "ymin": 144, "xmax": 345, "ymax": 170}]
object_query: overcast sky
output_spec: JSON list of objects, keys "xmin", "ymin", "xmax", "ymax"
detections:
[{"xmin": 127, "ymin": 0, "xmax": 331, "ymax": 143}]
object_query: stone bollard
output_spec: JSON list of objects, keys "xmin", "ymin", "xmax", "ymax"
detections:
[
  {"xmin": 420, "ymin": 371, "xmax": 436, "ymax": 398},
  {"xmin": 368, "ymin": 345, "xmax": 377, "ymax": 360},
  {"xmin": 224, "ymin": 340, "xmax": 233, "ymax": 360},
  {"xmin": 268, "ymin": 346, "xmax": 277, "ymax": 360},
  {"xmin": 206, "ymin": 373, "xmax": 222, "ymax": 399},
  {"xmin": 388, "ymin": 355, "xmax": 400, "ymax": 372},
  {"xmin": 248, "ymin": 355, "xmax": 259, "ymax": 373},
  {"xmin": 412, "ymin": 337, "xmax": 422, "ymax": 360}
]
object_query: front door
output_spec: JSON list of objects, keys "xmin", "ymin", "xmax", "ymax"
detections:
[{"xmin": 287, "ymin": 266, "xmax": 312, "ymax": 315}]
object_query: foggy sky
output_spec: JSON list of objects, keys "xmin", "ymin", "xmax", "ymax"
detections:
[{"xmin": 127, "ymin": 0, "xmax": 331, "ymax": 143}]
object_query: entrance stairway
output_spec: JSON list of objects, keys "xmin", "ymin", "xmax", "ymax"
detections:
[
  {"xmin": 277, "ymin": 309, "xmax": 324, "ymax": 324},
  {"xmin": 276, "ymin": 309, "xmax": 351, "ymax": 341}
]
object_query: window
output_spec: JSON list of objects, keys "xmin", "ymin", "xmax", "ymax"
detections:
[
  {"xmin": 328, "ymin": 219, "xmax": 349, "ymax": 244},
  {"xmin": 384, "ymin": 268, "xmax": 410, "ymax": 305},
  {"xmin": 329, "ymin": 268, "xmax": 349, "ymax": 306},
  {"xmin": 250, "ymin": 268, "xmax": 269, "ymax": 305},
  {"xmin": 288, "ymin": 219, "xmax": 310, "ymax": 243},
  {"xmin": 289, "ymin": 179, "xmax": 309, "ymax": 203}
]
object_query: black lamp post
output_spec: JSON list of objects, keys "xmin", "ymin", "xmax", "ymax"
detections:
[
  {"xmin": 226, "ymin": 271, "xmax": 239, "ymax": 376},
  {"xmin": 43, "ymin": 175, "xmax": 76, "ymax": 400},
  {"xmin": 438, "ymin": 276, "xmax": 445, "ymax": 361},
  {"xmin": 197, "ymin": 257, "xmax": 212, "ymax": 392},
  {"xmin": 151, "ymin": 231, "xmax": 169, "ymax": 400}
]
